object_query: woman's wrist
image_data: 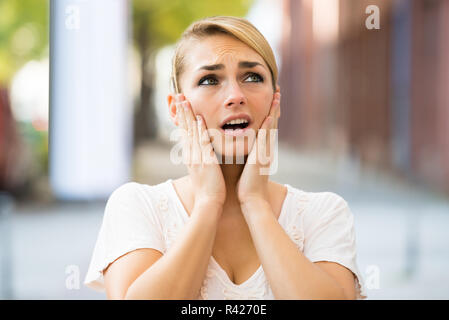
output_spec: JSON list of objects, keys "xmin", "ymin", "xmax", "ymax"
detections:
[
  {"xmin": 194, "ymin": 196, "xmax": 224, "ymax": 208},
  {"xmin": 192, "ymin": 197, "xmax": 224, "ymax": 219},
  {"xmin": 240, "ymin": 196, "xmax": 271, "ymax": 220}
]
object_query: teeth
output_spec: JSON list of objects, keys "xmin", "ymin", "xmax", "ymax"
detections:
[{"xmin": 225, "ymin": 118, "xmax": 248, "ymax": 125}]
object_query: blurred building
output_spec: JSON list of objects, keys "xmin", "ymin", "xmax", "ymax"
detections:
[
  {"xmin": 0, "ymin": 88, "xmax": 22, "ymax": 192},
  {"xmin": 279, "ymin": 0, "xmax": 449, "ymax": 195},
  {"xmin": 49, "ymin": 0, "xmax": 133, "ymax": 200}
]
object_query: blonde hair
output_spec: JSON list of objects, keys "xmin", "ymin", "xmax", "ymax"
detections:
[{"xmin": 171, "ymin": 16, "xmax": 278, "ymax": 94}]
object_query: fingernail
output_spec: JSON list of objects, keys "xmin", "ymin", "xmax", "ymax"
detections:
[{"xmin": 178, "ymin": 93, "xmax": 186, "ymax": 102}]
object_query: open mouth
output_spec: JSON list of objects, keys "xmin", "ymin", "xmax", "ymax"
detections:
[
  {"xmin": 219, "ymin": 115, "xmax": 252, "ymax": 137},
  {"xmin": 221, "ymin": 121, "xmax": 250, "ymax": 131}
]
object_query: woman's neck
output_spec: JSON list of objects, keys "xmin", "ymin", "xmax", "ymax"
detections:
[{"xmin": 220, "ymin": 163, "xmax": 245, "ymax": 201}]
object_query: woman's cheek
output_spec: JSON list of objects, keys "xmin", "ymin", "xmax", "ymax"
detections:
[{"xmin": 187, "ymin": 96, "xmax": 207, "ymax": 117}]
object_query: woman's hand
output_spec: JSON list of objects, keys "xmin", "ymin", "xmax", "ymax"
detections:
[
  {"xmin": 175, "ymin": 94, "xmax": 226, "ymax": 210},
  {"xmin": 236, "ymin": 92, "xmax": 281, "ymax": 207}
]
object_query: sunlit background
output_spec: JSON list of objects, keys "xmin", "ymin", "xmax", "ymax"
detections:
[{"xmin": 0, "ymin": 0, "xmax": 448, "ymax": 299}]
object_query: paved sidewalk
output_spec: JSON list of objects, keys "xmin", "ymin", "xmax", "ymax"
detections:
[{"xmin": 2, "ymin": 139, "xmax": 449, "ymax": 299}]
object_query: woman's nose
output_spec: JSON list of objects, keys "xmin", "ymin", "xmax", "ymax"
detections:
[{"xmin": 223, "ymin": 82, "xmax": 247, "ymax": 108}]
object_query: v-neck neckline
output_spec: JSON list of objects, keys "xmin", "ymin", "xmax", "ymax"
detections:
[
  {"xmin": 167, "ymin": 178, "xmax": 292, "ymax": 287},
  {"xmin": 210, "ymin": 255, "xmax": 263, "ymax": 287}
]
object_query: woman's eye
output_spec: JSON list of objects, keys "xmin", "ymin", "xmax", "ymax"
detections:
[
  {"xmin": 199, "ymin": 76, "xmax": 218, "ymax": 86},
  {"xmin": 244, "ymin": 73, "xmax": 263, "ymax": 83},
  {"xmin": 198, "ymin": 73, "xmax": 263, "ymax": 86}
]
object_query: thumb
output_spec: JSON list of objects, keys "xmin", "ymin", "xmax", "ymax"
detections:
[{"xmin": 262, "ymin": 116, "xmax": 273, "ymax": 128}]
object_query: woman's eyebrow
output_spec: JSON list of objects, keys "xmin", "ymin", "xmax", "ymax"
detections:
[
  {"xmin": 238, "ymin": 61, "xmax": 264, "ymax": 69},
  {"xmin": 196, "ymin": 61, "xmax": 265, "ymax": 72},
  {"xmin": 197, "ymin": 64, "xmax": 224, "ymax": 71}
]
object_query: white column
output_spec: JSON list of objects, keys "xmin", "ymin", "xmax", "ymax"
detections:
[{"xmin": 49, "ymin": 0, "xmax": 132, "ymax": 200}]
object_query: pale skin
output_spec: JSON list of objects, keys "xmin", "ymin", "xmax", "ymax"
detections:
[{"xmin": 103, "ymin": 34, "xmax": 357, "ymax": 299}]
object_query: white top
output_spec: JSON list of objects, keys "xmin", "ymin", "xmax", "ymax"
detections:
[{"xmin": 84, "ymin": 179, "xmax": 367, "ymax": 300}]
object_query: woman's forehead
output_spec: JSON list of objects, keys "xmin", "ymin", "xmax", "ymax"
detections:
[{"xmin": 184, "ymin": 35, "xmax": 267, "ymax": 72}]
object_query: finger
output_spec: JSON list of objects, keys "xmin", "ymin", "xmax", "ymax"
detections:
[
  {"xmin": 196, "ymin": 114, "xmax": 209, "ymax": 147},
  {"xmin": 183, "ymin": 101, "xmax": 201, "ymax": 165},
  {"xmin": 277, "ymin": 93, "xmax": 281, "ymax": 119},
  {"xmin": 269, "ymin": 93, "xmax": 280, "ymax": 135},
  {"xmin": 275, "ymin": 92, "xmax": 281, "ymax": 117},
  {"xmin": 196, "ymin": 115, "xmax": 216, "ymax": 165},
  {"xmin": 268, "ymin": 116, "xmax": 278, "ymax": 162},
  {"xmin": 177, "ymin": 101, "xmax": 187, "ymax": 131},
  {"xmin": 182, "ymin": 100, "xmax": 196, "ymax": 128},
  {"xmin": 273, "ymin": 94, "xmax": 281, "ymax": 150},
  {"xmin": 178, "ymin": 103, "xmax": 191, "ymax": 166},
  {"xmin": 262, "ymin": 117, "xmax": 274, "ymax": 166},
  {"xmin": 174, "ymin": 93, "xmax": 185, "ymax": 104},
  {"xmin": 195, "ymin": 114, "xmax": 206, "ymax": 166},
  {"xmin": 268, "ymin": 95, "xmax": 281, "ymax": 162},
  {"xmin": 262, "ymin": 115, "xmax": 273, "ymax": 130},
  {"xmin": 273, "ymin": 98, "xmax": 280, "ymax": 129},
  {"xmin": 174, "ymin": 94, "xmax": 185, "ymax": 126},
  {"xmin": 258, "ymin": 116, "xmax": 272, "ymax": 156},
  {"xmin": 270, "ymin": 92, "xmax": 281, "ymax": 123},
  {"xmin": 255, "ymin": 93, "xmax": 280, "ymax": 166},
  {"xmin": 175, "ymin": 95, "xmax": 193, "ymax": 166},
  {"xmin": 177, "ymin": 101, "xmax": 188, "ymax": 147}
]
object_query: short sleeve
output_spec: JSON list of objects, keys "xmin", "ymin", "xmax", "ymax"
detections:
[
  {"xmin": 84, "ymin": 182, "xmax": 165, "ymax": 292},
  {"xmin": 302, "ymin": 192, "xmax": 367, "ymax": 299}
]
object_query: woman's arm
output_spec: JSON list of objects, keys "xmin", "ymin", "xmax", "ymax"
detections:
[
  {"xmin": 241, "ymin": 199, "xmax": 356, "ymax": 300},
  {"xmin": 237, "ymin": 91, "xmax": 355, "ymax": 299},
  {"xmin": 104, "ymin": 200, "xmax": 222, "ymax": 300},
  {"xmin": 105, "ymin": 95, "xmax": 225, "ymax": 299}
]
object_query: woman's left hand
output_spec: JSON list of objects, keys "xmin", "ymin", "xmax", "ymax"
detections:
[{"xmin": 237, "ymin": 91, "xmax": 281, "ymax": 206}]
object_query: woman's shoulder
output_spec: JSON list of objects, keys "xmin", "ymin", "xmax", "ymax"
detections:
[
  {"xmin": 111, "ymin": 179, "xmax": 174, "ymax": 195},
  {"xmin": 281, "ymin": 182, "xmax": 352, "ymax": 222},
  {"xmin": 105, "ymin": 179, "xmax": 176, "ymax": 213},
  {"xmin": 283, "ymin": 182, "xmax": 347, "ymax": 207}
]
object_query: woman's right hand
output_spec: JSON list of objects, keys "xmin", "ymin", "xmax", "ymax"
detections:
[{"xmin": 175, "ymin": 94, "xmax": 226, "ymax": 211}]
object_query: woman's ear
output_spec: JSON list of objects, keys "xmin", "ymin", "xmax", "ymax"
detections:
[{"xmin": 167, "ymin": 93, "xmax": 179, "ymax": 126}]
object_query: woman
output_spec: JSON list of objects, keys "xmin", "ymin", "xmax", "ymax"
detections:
[{"xmin": 84, "ymin": 16, "xmax": 366, "ymax": 300}]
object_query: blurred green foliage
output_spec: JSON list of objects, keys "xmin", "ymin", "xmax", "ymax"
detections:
[
  {"xmin": 0, "ymin": 0, "xmax": 49, "ymax": 84},
  {"xmin": 0, "ymin": 0, "xmax": 48, "ymax": 196},
  {"xmin": 0, "ymin": 0, "xmax": 253, "ymax": 84},
  {"xmin": 133, "ymin": 0, "xmax": 254, "ymax": 50}
]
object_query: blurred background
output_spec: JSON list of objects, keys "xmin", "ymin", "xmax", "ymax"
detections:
[{"xmin": 0, "ymin": 0, "xmax": 448, "ymax": 299}]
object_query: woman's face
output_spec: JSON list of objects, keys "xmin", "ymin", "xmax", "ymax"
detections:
[{"xmin": 169, "ymin": 34, "xmax": 279, "ymax": 159}]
